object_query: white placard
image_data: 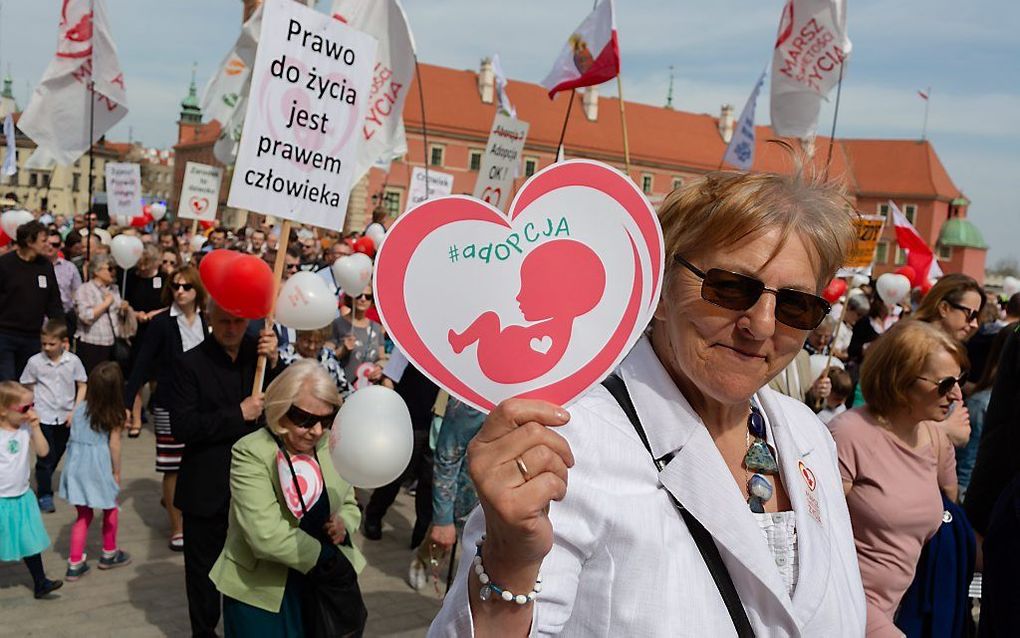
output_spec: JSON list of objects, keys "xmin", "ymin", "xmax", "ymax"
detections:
[
  {"xmin": 407, "ymin": 166, "xmax": 453, "ymax": 211},
  {"xmin": 227, "ymin": 0, "xmax": 378, "ymax": 231},
  {"xmin": 177, "ymin": 162, "xmax": 223, "ymax": 222},
  {"xmin": 472, "ymin": 114, "xmax": 529, "ymax": 211},
  {"xmin": 104, "ymin": 162, "xmax": 141, "ymax": 219}
]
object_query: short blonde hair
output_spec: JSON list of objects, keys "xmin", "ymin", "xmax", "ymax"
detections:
[
  {"xmin": 659, "ymin": 158, "xmax": 857, "ymax": 291},
  {"xmin": 263, "ymin": 360, "xmax": 342, "ymax": 435},
  {"xmin": 0, "ymin": 380, "xmax": 27, "ymax": 411},
  {"xmin": 860, "ymin": 320, "xmax": 968, "ymax": 419}
]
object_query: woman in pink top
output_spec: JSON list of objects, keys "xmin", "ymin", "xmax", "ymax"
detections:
[{"xmin": 829, "ymin": 320, "xmax": 963, "ymax": 637}]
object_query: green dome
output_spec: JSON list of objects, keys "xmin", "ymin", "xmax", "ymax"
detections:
[{"xmin": 938, "ymin": 218, "xmax": 987, "ymax": 249}]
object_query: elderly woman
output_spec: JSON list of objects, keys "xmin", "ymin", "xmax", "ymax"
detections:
[
  {"xmin": 210, "ymin": 360, "xmax": 366, "ymax": 636},
  {"xmin": 74, "ymin": 254, "xmax": 135, "ymax": 374},
  {"xmin": 429, "ymin": 168, "xmax": 867, "ymax": 636},
  {"xmin": 279, "ymin": 328, "xmax": 351, "ymax": 397},
  {"xmin": 828, "ymin": 321, "xmax": 963, "ymax": 636}
]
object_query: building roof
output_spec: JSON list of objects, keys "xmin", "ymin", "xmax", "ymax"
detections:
[
  {"xmin": 175, "ymin": 119, "xmax": 222, "ymax": 149},
  {"xmin": 840, "ymin": 139, "xmax": 963, "ymax": 201},
  {"xmin": 939, "ymin": 218, "xmax": 987, "ymax": 249}
]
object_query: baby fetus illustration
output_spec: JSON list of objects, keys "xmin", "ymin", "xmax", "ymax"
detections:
[{"xmin": 449, "ymin": 239, "xmax": 607, "ymax": 384}]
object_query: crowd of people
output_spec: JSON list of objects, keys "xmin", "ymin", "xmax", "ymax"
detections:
[{"xmin": 0, "ymin": 172, "xmax": 1017, "ymax": 637}]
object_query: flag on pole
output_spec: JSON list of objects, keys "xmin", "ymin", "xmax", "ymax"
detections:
[
  {"xmin": 540, "ymin": 0, "xmax": 620, "ymax": 98},
  {"xmin": 2, "ymin": 114, "xmax": 16, "ymax": 177},
  {"xmin": 332, "ymin": 0, "xmax": 416, "ymax": 183},
  {"xmin": 769, "ymin": 0, "xmax": 851, "ymax": 137},
  {"xmin": 18, "ymin": 0, "xmax": 128, "ymax": 167},
  {"xmin": 202, "ymin": 5, "xmax": 261, "ymax": 128},
  {"xmin": 890, "ymin": 200, "xmax": 943, "ymax": 282},
  {"xmin": 722, "ymin": 68, "xmax": 767, "ymax": 170},
  {"xmin": 917, "ymin": 89, "xmax": 929, "ymax": 100},
  {"xmin": 492, "ymin": 53, "xmax": 516, "ymax": 118}
]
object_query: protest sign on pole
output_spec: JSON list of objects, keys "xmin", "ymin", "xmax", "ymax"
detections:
[
  {"xmin": 407, "ymin": 166, "xmax": 453, "ymax": 210},
  {"xmin": 472, "ymin": 114, "xmax": 529, "ymax": 211},
  {"xmin": 104, "ymin": 163, "xmax": 142, "ymax": 220},
  {"xmin": 177, "ymin": 162, "xmax": 224, "ymax": 222},
  {"xmin": 227, "ymin": 0, "xmax": 378, "ymax": 231},
  {"xmin": 836, "ymin": 214, "xmax": 885, "ymax": 278}
]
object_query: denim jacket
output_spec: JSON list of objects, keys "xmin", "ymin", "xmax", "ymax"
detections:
[{"xmin": 431, "ymin": 398, "xmax": 485, "ymax": 530}]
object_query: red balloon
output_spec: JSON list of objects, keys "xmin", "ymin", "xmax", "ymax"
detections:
[
  {"xmin": 0, "ymin": 227, "xmax": 9, "ymax": 247},
  {"xmin": 894, "ymin": 265, "xmax": 918, "ymax": 287},
  {"xmin": 199, "ymin": 249, "xmax": 275, "ymax": 319},
  {"xmin": 200, "ymin": 220, "xmax": 215, "ymax": 230},
  {"xmin": 822, "ymin": 278, "xmax": 848, "ymax": 304},
  {"xmin": 129, "ymin": 211, "xmax": 155, "ymax": 228},
  {"xmin": 353, "ymin": 236, "xmax": 375, "ymax": 258}
]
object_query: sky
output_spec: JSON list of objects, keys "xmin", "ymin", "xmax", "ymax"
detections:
[{"xmin": 2, "ymin": 0, "xmax": 1017, "ymax": 266}]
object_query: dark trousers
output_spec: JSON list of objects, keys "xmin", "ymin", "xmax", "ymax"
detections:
[
  {"xmin": 183, "ymin": 510, "xmax": 229, "ymax": 638},
  {"xmin": 365, "ymin": 429, "xmax": 433, "ymax": 548},
  {"xmin": 0, "ymin": 330, "xmax": 40, "ymax": 381},
  {"xmin": 979, "ymin": 476, "xmax": 1020, "ymax": 637},
  {"xmin": 75, "ymin": 341, "xmax": 112, "ymax": 376},
  {"xmin": 35, "ymin": 423, "xmax": 70, "ymax": 498}
]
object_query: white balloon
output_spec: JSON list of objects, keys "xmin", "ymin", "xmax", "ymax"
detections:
[
  {"xmin": 190, "ymin": 235, "xmax": 207, "ymax": 252},
  {"xmin": 149, "ymin": 202, "xmax": 167, "ymax": 221},
  {"xmin": 112, "ymin": 214, "xmax": 131, "ymax": 227},
  {"xmin": 94, "ymin": 228, "xmax": 112, "ymax": 246},
  {"xmin": 329, "ymin": 385, "xmax": 413, "ymax": 488},
  {"xmin": 110, "ymin": 234, "xmax": 144, "ymax": 269},
  {"xmin": 331, "ymin": 253, "xmax": 373, "ymax": 295},
  {"xmin": 275, "ymin": 271, "xmax": 338, "ymax": 330},
  {"xmin": 876, "ymin": 273, "xmax": 911, "ymax": 306},
  {"xmin": 808, "ymin": 353, "xmax": 845, "ymax": 383},
  {"xmin": 1, "ymin": 209, "xmax": 34, "ymax": 238},
  {"xmin": 1003, "ymin": 276, "xmax": 1020, "ymax": 298},
  {"xmin": 365, "ymin": 224, "xmax": 386, "ymax": 249},
  {"xmin": 849, "ymin": 274, "xmax": 870, "ymax": 289}
]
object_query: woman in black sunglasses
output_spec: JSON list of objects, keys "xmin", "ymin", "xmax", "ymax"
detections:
[
  {"xmin": 913, "ymin": 274, "xmax": 985, "ymax": 343},
  {"xmin": 828, "ymin": 320, "xmax": 968, "ymax": 636},
  {"xmin": 432, "ymin": 166, "xmax": 871, "ymax": 636},
  {"xmin": 210, "ymin": 360, "xmax": 366, "ymax": 636},
  {"xmin": 330, "ymin": 286, "xmax": 384, "ymax": 391}
]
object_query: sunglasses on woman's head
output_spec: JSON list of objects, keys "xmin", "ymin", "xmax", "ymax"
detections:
[
  {"xmin": 285, "ymin": 404, "xmax": 338, "ymax": 430},
  {"xmin": 946, "ymin": 301, "xmax": 979, "ymax": 323},
  {"xmin": 917, "ymin": 373, "xmax": 967, "ymax": 396},
  {"xmin": 172, "ymin": 282, "xmax": 194, "ymax": 292},
  {"xmin": 13, "ymin": 402, "xmax": 34, "ymax": 414},
  {"xmin": 674, "ymin": 255, "xmax": 831, "ymax": 330}
]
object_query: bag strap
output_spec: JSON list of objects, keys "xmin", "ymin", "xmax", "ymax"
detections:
[{"xmin": 601, "ymin": 374, "xmax": 755, "ymax": 638}]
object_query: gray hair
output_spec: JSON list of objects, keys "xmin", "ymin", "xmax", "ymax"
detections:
[
  {"xmin": 87, "ymin": 253, "xmax": 115, "ymax": 277},
  {"xmin": 139, "ymin": 243, "xmax": 162, "ymax": 269},
  {"xmin": 263, "ymin": 360, "xmax": 342, "ymax": 435},
  {"xmin": 847, "ymin": 293, "xmax": 870, "ymax": 315}
]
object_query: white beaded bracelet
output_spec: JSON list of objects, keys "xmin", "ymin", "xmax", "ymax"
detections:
[{"xmin": 473, "ymin": 535, "xmax": 542, "ymax": 605}]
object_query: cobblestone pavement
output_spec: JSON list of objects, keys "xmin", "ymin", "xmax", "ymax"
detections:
[{"xmin": 0, "ymin": 426, "xmax": 447, "ymax": 637}]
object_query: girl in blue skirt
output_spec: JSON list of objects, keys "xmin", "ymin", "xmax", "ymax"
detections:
[{"xmin": 0, "ymin": 380, "xmax": 62, "ymax": 598}]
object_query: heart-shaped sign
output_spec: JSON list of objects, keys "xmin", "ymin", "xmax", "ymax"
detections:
[
  {"xmin": 375, "ymin": 160, "xmax": 664, "ymax": 412},
  {"xmin": 481, "ymin": 186, "xmax": 502, "ymax": 206},
  {"xmin": 276, "ymin": 451, "xmax": 324, "ymax": 519},
  {"xmin": 190, "ymin": 197, "xmax": 210, "ymax": 215},
  {"xmin": 876, "ymin": 272, "xmax": 912, "ymax": 306}
]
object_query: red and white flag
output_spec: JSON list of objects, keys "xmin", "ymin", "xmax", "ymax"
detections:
[
  {"xmin": 769, "ymin": 0, "xmax": 851, "ymax": 137},
  {"xmin": 540, "ymin": 0, "xmax": 619, "ymax": 98},
  {"xmin": 890, "ymin": 200, "xmax": 943, "ymax": 282},
  {"xmin": 19, "ymin": 0, "xmax": 128, "ymax": 167}
]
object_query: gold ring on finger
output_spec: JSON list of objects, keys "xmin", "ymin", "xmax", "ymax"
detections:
[{"xmin": 515, "ymin": 456, "xmax": 532, "ymax": 482}]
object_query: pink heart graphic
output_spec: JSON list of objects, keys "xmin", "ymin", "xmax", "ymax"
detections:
[
  {"xmin": 481, "ymin": 186, "xmax": 502, "ymax": 206},
  {"xmin": 189, "ymin": 197, "xmax": 209, "ymax": 214},
  {"xmin": 375, "ymin": 160, "xmax": 663, "ymax": 412}
]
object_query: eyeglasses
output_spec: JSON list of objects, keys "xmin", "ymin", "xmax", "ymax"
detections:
[
  {"xmin": 285, "ymin": 404, "xmax": 338, "ymax": 430},
  {"xmin": 172, "ymin": 282, "xmax": 194, "ymax": 292},
  {"xmin": 946, "ymin": 301, "xmax": 979, "ymax": 323},
  {"xmin": 286, "ymin": 263, "xmax": 300, "ymax": 271},
  {"xmin": 162, "ymin": 258, "xmax": 177, "ymax": 265},
  {"xmin": 356, "ymin": 293, "xmax": 373, "ymax": 302},
  {"xmin": 917, "ymin": 373, "xmax": 967, "ymax": 396},
  {"xmin": 674, "ymin": 255, "xmax": 831, "ymax": 330},
  {"xmin": 48, "ymin": 242, "xmax": 62, "ymax": 248},
  {"xmin": 13, "ymin": 402, "xmax": 34, "ymax": 414}
]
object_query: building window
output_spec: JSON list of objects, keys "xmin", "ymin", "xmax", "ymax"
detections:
[
  {"xmin": 672, "ymin": 176, "xmax": 684, "ymax": 191},
  {"xmin": 42, "ymin": 173, "xmax": 50, "ymax": 188},
  {"xmin": 524, "ymin": 157, "xmax": 538, "ymax": 177},
  {"xmin": 895, "ymin": 246, "xmax": 907, "ymax": 266},
  {"xmin": 382, "ymin": 188, "xmax": 403, "ymax": 216},
  {"xmin": 938, "ymin": 244, "xmax": 953, "ymax": 260},
  {"xmin": 73, "ymin": 173, "xmax": 81, "ymax": 191},
  {"xmin": 904, "ymin": 204, "xmax": 917, "ymax": 225},
  {"xmin": 429, "ymin": 145, "xmax": 444, "ymax": 167},
  {"xmin": 469, "ymin": 149, "xmax": 483, "ymax": 172},
  {"xmin": 29, "ymin": 173, "xmax": 37, "ymax": 187},
  {"xmin": 878, "ymin": 203, "xmax": 890, "ymax": 216},
  {"xmin": 874, "ymin": 241, "xmax": 889, "ymax": 265},
  {"xmin": 641, "ymin": 174, "xmax": 654, "ymax": 195}
]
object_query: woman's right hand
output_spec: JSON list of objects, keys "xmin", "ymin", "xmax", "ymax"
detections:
[
  {"xmin": 939, "ymin": 404, "xmax": 971, "ymax": 447},
  {"xmin": 468, "ymin": 399, "xmax": 573, "ymax": 582}
]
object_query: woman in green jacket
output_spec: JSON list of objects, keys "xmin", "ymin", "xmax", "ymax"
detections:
[{"xmin": 211, "ymin": 360, "xmax": 366, "ymax": 636}]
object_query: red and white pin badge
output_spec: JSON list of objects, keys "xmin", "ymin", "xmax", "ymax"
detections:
[{"xmin": 798, "ymin": 460, "xmax": 816, "ymax": 492}]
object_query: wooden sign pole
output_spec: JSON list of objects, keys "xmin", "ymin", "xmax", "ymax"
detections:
[{"xmin": 252, "ymin": 218, "xmax": 291, "ymax": 394}]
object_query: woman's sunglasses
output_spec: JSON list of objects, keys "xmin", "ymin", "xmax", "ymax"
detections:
[
  {"xmin": 946, "ymin": 301, "xmax": 979, "ymax": 323},
  {"xmin": 917, "ymin": 373, "xmax": 967, "ymax": 396},
  {"xmin": 172, "ymin": 282, "xmax": 194, "ymax": 292},
  {"xmin": 356, "ymin": 293, "xmax": 373, "ymax": 302},
  {"xmin": 674, "ymin": 255, "xmax": 831, "ymax": 330},
  {"xmin": 13, "ymin": 402, "xmax": 34, "ymax": 414},
  {"xmin": 285, "ymin": 404, "xmax": 338, "ymax": 430}
]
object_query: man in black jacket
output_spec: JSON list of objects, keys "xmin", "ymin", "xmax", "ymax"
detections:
[
  {"xmin": 169, "ymin": 299, "xmax": 283, "ymax": 637},
  {"xmin": 0, "ymin": 220, "xmax": 63, "ymax": 380}
]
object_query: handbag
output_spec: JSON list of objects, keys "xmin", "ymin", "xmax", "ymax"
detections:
[
  {"xmin": 105, "ymin": 308, "xmax": 133, "ymax": 370},
  {"xmin": 275, "ymin": 433, "xmax": 367, "ymax": 638},
  {"xmin": 602, "ymin": 374, "xmax": 756, "ymax": 638}
]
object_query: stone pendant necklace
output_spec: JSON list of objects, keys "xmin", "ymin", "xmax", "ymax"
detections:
[{"xmin": 744, "ymin": 404, "xmax": 778, "ymax": 513}]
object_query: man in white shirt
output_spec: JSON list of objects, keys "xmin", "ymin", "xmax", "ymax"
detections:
[{"xmin": 832, "ymin": 294, "xmax": 870, "ymax": 361}]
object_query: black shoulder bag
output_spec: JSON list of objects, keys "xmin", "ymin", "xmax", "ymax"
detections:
[{"xmin": 601, "ymin": 375, "xmax": 755, "ymax": 638}]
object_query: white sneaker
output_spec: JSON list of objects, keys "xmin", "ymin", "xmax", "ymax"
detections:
[{"xmin": 408, "ymin": 557, "xmax": 428, "ymax": 591}]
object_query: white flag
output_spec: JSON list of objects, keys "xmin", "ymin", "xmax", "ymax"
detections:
[
  {"xmin": 722, "ymin": 68, "xmax": 767, "ymax": 171},
  {"xmin": 202, "ymin": 5, "xmax": 262, "ymax": 127},
  {"xmin": 2, "ymin": 114, "xmax": 16, "ymax": 177},
  {"xmin": 18, "ymin": 0, "xmax": 128, "ymax": 167},
  {"xmin": 332, "ymin": 0, "xmax": 416, "ymax": 183},
  {"xmin": 769, "ymin": 0, "xmax": 851, "ymax": 137},
  {"xmin": 492, "ymin": 53, "xmax": 516, "ymax": 118}
]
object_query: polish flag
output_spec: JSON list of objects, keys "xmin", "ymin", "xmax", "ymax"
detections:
[
  {"xmin": 540, "ymin": 0, "xmax": 620, "ymax": 98},
  {"xmin": 890, "ymin": 200, "xmax": 943, "ymax": 284}
]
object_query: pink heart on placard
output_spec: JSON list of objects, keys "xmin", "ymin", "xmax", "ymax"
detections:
[
  {"xmin": 481, "ymin": 186, "xmax": 502, "ymax": 206},
  {"xmin": 375, "ymin": 160, "xmax": 663, "ymax": 413},
  {"xmin": 190, "ymin": 196, "xmax": 209, "ymax": 214}
]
